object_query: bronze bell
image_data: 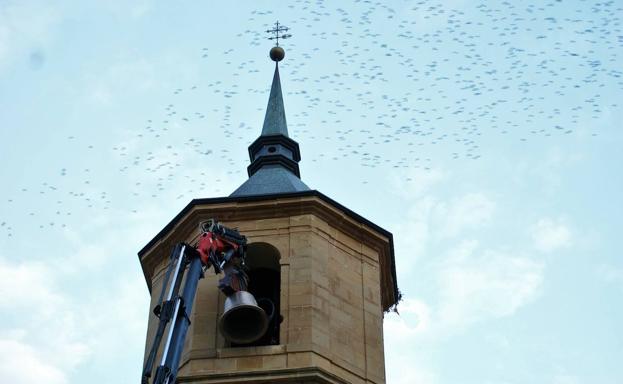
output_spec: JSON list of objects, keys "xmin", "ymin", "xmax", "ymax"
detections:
[{"xmin": 218, "ymin": 291, "xmax": 268, "ymax": 344}]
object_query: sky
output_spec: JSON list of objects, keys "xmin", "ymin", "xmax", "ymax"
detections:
[{"xmin": 0, "ymin": 1, "xmax": 622, "ymax": 383}]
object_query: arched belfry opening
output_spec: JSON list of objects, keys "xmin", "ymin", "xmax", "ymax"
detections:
[{"xmin": 232, "ymin": 242, "xmax": 281, "ymax": 347}]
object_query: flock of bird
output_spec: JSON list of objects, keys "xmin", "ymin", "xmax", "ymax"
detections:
[{"xmin": 1, "ymin": 0, "xmax": 621, "ymax": 239}]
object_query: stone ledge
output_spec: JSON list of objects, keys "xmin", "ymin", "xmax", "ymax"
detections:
[
  {"xmin": 217, "ymin": 344, "xmax": 286, "ymax": 358},
  {"xmin": 177, "ymin": 366, "xmax": 350, "ymax": 384}
]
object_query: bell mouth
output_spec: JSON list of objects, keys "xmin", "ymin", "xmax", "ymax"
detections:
[{"xmin": 219, "ymin": 291, "xmax": 268, "ymax": 344}]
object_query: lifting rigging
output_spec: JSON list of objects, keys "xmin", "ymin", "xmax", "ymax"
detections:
[{"xmin": 141, "ymin": 219, "xmax": 267, "ymax": 384}]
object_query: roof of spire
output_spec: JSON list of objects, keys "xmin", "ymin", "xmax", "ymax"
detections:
[
  {"xmin": 261, "ymin": 64, "xmax": 289, "ymax": 137},
  {"xmin": 230, "ymin": 165, "xmax": 309, "ymax": 196}
]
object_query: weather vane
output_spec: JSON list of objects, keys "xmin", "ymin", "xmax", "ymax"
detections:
[{"xmin": 266, "ymin": 21, "xmax": 292, "ymax": 47}]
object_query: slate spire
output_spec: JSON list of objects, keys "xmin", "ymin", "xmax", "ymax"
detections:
[
  {"xmin": 230, "ymin": 42, "xmax": 310, "ymax": 197},
  {"xmin": 261, "ymin": 64, "xmax": 289, "ymax": 137}
]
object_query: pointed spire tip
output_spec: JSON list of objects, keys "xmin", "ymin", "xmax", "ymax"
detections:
[{"xmin": 261, "ymin": 62, "xmax": 288, "ymax": 137}]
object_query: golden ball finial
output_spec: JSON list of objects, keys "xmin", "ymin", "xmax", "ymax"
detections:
[{"xmin": 270, "ymin": 46, "xmax": 285, "ymax": 62}]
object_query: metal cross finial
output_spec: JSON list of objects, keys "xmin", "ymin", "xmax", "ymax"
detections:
[{"xmin": 266, "ymin": 21, "xmax": 292, "ymax": 47}]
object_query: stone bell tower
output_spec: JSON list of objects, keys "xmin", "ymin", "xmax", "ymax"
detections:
[{"xmin": 138, "ymin": 36, "xmax": 399, "ymax": 384}]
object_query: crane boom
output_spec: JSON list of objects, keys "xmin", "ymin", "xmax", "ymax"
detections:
[{"xmin": 141, "ymin": 219, "xmax": 247, "ymax": 384}]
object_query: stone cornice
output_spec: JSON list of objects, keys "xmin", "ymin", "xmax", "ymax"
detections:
[{"xmin": 138, "ymin": 190, "xmax": 398, "ymax": 312}]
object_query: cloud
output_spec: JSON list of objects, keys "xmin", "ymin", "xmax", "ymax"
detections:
[
  {"xmin": 391, "ymin": 180, "xmax": 495, "ymax": 270},
  {"xmin": 76, "ymin": 58, "xmax": 159, "ymax": 108},
  {"xmin": 76, "ymin": 278, "xmax": 148, "ymax": 367},
  {"xmin": 390, "ymin": 167, "xmax": 446, "ymax": 199},
  {"xmin": 389, "ymin": 166, "xmax": 544, "ymax": 348},
  {"xmin": 384, "ymin": 235, "xmax": 544, "ymax": 383},
  {"xmin": 0, "ymin": 338, "xmax": 67, "ymax": 384},
  {"xmin": 29, "ymin": 49, "xmax": 45, "ymax": 69},
  {"xmin": 385, "ymin": 357, "xmax": 438, "ymax": 384},
  {"xmin": 385, "ymin": 298, "xmax": 432, "ymax": 339},
  {"xmin": 0, "ymin": 260, "xmax": 91, "ymax": 384},
  {"xmin": 595, "ymin": 264, "xmax": 623, "ymax": 289},
  {"xmin": 436, "ymin": 241, "xmax": 544, "ymax": 329},
  {"xmin": 0, "ymin": 260, "xmax": 63, "ymax": 315},
  {"xmin": 393, "ymin": 195, "xmax": 436, "ymax": 267},
  {"xmin": 531, "ymin": 217, "xmax": 572, "ymax": 252},
  {"xmin": 97, "ymin": 0, "xmax": 152, "ymax": 20},
  {"xmin": 384, "ymin": 308, "xmax": 438, "ymax": 384},
  {"xmin": 0, "ymin": 2, "xmax": 61, "ymax": 73},
  {"xmin": 433, "ymin": 193, "xmax": 496, "ymax": 239},
  {"xmin": 0, "ymin": 207, "xmax": 160, "ymax": 383},
  {"xmin": 552, "ymin": 372, "xmax": 580, "ymax": 384},
  {"xmin": 0, "ymin": 2, "xmax": 153, "ymax": 74}
]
